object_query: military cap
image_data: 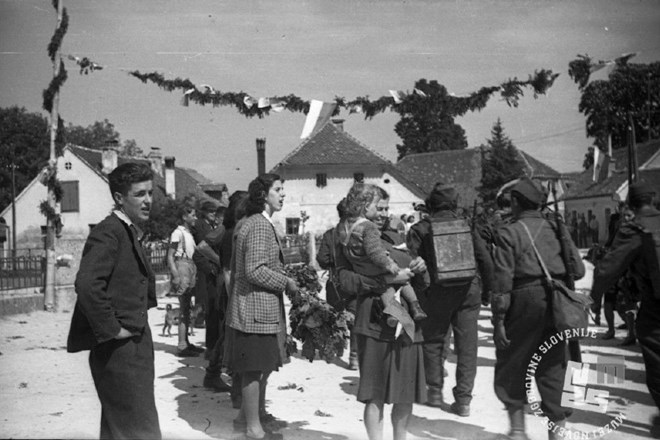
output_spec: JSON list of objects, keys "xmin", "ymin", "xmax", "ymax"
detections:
[
  {"xmin": 200, "ymin": 200, "xmax": 219, "ymax": 213},
  {"xmin": 425, "ymin": 182, "xmax": 458, "ymax": 211},
  {"xmin": 510, "ymin": 176, "xmax": 545, "ymax": 206},
  {"xmin": 628, "ymin": 182, "xmax": 656, "ymax": 201}
]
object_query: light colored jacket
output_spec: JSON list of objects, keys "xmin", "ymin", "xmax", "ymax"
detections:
[{"xmin": 227, "ymin": 213, "xmax": 288, "ymax": 334}]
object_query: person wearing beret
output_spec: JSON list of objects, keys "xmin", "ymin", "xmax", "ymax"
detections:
[
  {"xmin": 591, "ymin": 182, "xmax": 660, "ymax": 435},
  {"xmin": 406, "ymin": 183, "xmax": 494, "ymax": 417},
  {"xmin": 491, "ymin": 176, "xmax": 585, "ymax": 440}
]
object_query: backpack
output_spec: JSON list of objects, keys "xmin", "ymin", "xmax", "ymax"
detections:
[
  {"xmin": 429, "ymin": 218, "xmax": 477, "ymax": 286},
  {"xmin": 640, "ymin": 225, "xmax": 660, "ymax": 299}
]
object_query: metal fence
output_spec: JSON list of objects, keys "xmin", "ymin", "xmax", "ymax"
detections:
[
  {"xmin": 146, "ymin": 243, "xmax": 169, "ymax": 274},
  {"xmin": 0, "ymin": 250, "xmax": 46, "ymax": 291}
]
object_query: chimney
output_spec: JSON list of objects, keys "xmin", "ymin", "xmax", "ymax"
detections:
[
  {"xmin": 147, "ymin": 147, "xmax": 163, "ymax": 176},
  {"xmin": 164, "ymin": 156, "xmax": 176, "ymax": 199},
  {"xmin": 256, "ymin": 138, "xmax": 266, "ymax": 176},
  {"xmin": 101, "ymin": 140, "xmax": 119, "ymax": 174},
  {"xmin": 331, "ymin": 118, "xmax": 344, "ymax": 132}
]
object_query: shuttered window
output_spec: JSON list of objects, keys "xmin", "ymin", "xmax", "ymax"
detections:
[{"xmin": 60, "ymin": 181, "xmax": 80, "ymax": 213}]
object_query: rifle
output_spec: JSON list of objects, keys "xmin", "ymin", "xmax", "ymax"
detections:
[{"xmin": 551, "ymin": 180, "xmax": 582, "ymax": 362}]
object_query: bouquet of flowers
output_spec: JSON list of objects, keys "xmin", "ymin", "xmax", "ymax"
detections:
[{"xmin": 284, "ymin": 263, "xmax": 354, "ymax": 362}]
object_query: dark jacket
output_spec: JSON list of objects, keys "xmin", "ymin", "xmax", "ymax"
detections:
[
  {"xmin": 67, "ymin": 213, "xmax": 157, "ymax": 352},
  {"xmin": 592, "ymin": 206, "xmax": 660, "ymax": 303}
]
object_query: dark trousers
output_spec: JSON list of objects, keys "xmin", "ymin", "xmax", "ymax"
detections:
[
  {"xmin": 204, "ymin": 273, "xmax": 221, "ymax": 350},
  {"xmin": 494, "ymin": 286, "xmax": 570, "ymax": 421},
  {"xmin": 637, "ymin": 298, "xmax": 660, "ymax": 410},
  {"xmin": 420, "ymin": 281, "xmax": 480, "ymax": 405},
  {"xmin": 207, "ymin": 283, "xmax": 229, "ymax": 376},
  {"xmin": 89, "ymin": 326, "xmax": 161, "ymax": 439}
]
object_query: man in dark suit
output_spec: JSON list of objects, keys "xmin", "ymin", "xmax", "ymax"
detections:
[{"xmin": 67, "ymin": 162, "xmax": 161, "ymax": 439}]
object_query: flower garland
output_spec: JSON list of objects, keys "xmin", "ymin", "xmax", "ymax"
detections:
[
  {"xmin": 284, "ymin": 263, "xmax": 354, "ymax": 363},
  {"xmin": 128, "ymin": 69, "xmax": 559, "ymax": 119}
]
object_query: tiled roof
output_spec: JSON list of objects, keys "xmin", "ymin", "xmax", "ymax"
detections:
[
  {"xmin": 517, "ymin": 150, "xmax": 561, "ymax": 178},
  {"xmin": 275, "ymin": 122, "xmax": 390, "ymax": 167},
  {"xmin": 562, "ymin": 139, "xmax": 660, "ymax": 200},
  {"xmin": 395, "ymin": 149, "xmax": 483, "ymax": 208},
  {"xmin": 67, "ymin": 144, "xmax": 213, "ymax": 202}
]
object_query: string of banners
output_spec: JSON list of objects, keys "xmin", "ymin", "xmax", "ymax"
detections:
[{"xmin": 65, "ymin": 54, "xmax": 559, "ymax": 139}]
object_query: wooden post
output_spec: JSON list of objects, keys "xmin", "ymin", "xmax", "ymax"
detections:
[{"xmin": 44, "ymin": 0, "xmax": 64, "ymax": 311}]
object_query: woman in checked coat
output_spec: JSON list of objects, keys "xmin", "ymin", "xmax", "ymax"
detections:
[{"xmin": 226, "ymin": 173, "xmax": 299, "ymax": 440}]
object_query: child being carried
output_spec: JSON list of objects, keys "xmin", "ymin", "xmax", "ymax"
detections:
[{"xmin": 339, "ymin": 184, "xmax": 427, "ymax": 340}]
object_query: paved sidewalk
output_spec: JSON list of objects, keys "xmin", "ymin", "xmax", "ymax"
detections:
[{"xmin": 1, "ymin": 258, "xmax": 657, "ymax": 440}]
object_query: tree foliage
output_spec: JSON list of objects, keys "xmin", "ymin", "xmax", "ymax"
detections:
[
  {"xmin": 65, "ymin": 119, "xmax": 143, "ymax": 156},
  {"xmin": 0, "ymin": 107, "xmax": 144, "ymax": 212},
  {"xmin": 568, "ymin": 55, "xmax": 660, "ymax": 159},
  {"xmin": 0, "ymin": 106, "xmax": 50, "ymax": 212},
  {"xmin": 394, "ymin": 79, "xmax": 468, "ymax": 159},
  {"xmin": 479, "ymin": 119, "xmax": 525, "ymax": 207}
]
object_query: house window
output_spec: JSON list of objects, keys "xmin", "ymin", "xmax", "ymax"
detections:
[
  {"xmin": 286, "ymin": 218, "xmax": 301, "ymax": 235},
  {"xmin": 354, "ymin": 172, "xmax": 364, "ymax": 183},
  {"xmin": 60, "ymin": 181, "xmax": 80, "ymax": 213},
  {"xmin": 316, "ymin": 173, "xmax": 327, "ymax": 188},
  {"xmin": 64, "ymin": 162, "xmax": 72, "ymax": 170}
]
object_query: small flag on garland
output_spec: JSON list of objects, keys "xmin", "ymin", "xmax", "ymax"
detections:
[
  {"xmin": 270, "ymin": 98, "xmax": 286, "ymax": 112},
  {"xmin": 258, "ymin": 97, "xmax": 271, "ymax": 108},
  {"xmin": 389, "ymin": 90, "xmax": 405, "ymax": 104},
  {"xmin": 181, "ymin": 88, "xmax": 195, "ymax": 107},
  {"xmin": 300, "ymin": 99, "xmax": 337, "ymax": 139},
  {"xmin": 243, "ymin": 95, "xmax": 257, "ymax": 108}
]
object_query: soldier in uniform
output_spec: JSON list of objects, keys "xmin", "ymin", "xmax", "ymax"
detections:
[
  {"xmin": 491, "ymin": 177, "xmax": 585, "ymax": 440},
  {"xmin": 407, "ymin": 183, "xmax": 493, "ymax": 417},
  {"xmin": 591, "ymin": 182, "xmax": 660, "ymax": 435}
]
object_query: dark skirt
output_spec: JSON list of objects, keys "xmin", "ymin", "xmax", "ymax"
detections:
[
  {"xmin": 229, "ymin": 329, "xmax": 282, "ymax": 374},
  {"xmin": 356, "ymin": 334, "xmax": 427, "ymax": 404}
]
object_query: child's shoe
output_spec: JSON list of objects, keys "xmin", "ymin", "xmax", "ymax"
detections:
[{"xmin": 410, "ymin": 301, "xmax": 428, "ymax": 321}]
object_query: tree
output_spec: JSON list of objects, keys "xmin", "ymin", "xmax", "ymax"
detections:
[
  {"xmin": 479, "ymin": 119, "xmax": 525, "ymax": 207},
  {"xmin": 0, "ymin": 106, "xmax": 145, "ymax": 211},
  {"xmin": 64, "ymin": 119, "xmax": 143, "ymax": 156},
  {"xmin": 0, "ymin": 106, "xmax": 50, "ymax": 211},
  {"xmin": 394, "ymin": 79, "xmax": 468, "ymax": 159},
  {"xmin": 568, "ymin": 55, "xmax": 660, "ymax": 165}
]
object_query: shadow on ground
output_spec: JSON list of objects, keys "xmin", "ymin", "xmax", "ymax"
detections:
[
  {"xmin": 408, "ymin": 414, "xmax": 507, "ymax": 439},
  {"xmin": 153, "ymin": 341, "xmax": 349, "ymax": 440}
]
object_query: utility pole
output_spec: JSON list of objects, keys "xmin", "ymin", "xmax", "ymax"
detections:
[
  {"xmin": 11, "ymin": 159, "xmax": 17, "ymax": 259},
  {"xmin": 44, "ymin": 0, "xmax": 64, "ymax": 312}
]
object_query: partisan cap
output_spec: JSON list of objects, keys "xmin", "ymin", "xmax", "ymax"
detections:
[
  {"xmin": 200, "ymin": 200, "xmax": 219, "ymax": 213},
  {"xmin": 425, "ymin": 182, "xmax": 458, "ymax": 211},
  {"xmin": 511, "ymin": 176, "xmax": 545, "ymax": 206}
]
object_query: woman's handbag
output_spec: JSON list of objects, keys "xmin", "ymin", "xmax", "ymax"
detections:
[{"xmin": 520, "ymin": 222, "xmax": 593, "ymax": 334}]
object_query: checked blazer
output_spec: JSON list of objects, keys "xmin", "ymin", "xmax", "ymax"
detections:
[{"xmin": 227, "ymin": 213, "xmax": 288, "ymax": 334}]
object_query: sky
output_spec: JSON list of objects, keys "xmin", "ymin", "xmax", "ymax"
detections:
[{"xmin": 1, "ymin": 0, "xmax": 659, "ymax": 192}]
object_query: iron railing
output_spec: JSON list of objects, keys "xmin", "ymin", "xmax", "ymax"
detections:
[{"xmin": 0, "ymin": 252, "xmax": 46, "ymax": 291}]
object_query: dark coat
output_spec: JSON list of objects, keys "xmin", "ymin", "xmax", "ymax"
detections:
[{"xmin": 67, "ymin": 213, "xmax": 157, "ymax": 353}]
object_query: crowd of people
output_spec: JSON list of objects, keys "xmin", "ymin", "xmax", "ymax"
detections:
[{"xmin": 65, "ymin": 161, "xmax": 659, "ymax": 440}]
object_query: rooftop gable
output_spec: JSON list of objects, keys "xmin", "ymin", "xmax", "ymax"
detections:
[
  {"xmin": 274, "ymin": 122, "xmax": 390, "ymax": 167},
  {"xmin": 563, "ymin": 139, "xmax": 660, "ymax": 200},
  {"xmin": 395, "ymin": 149, "xmax": 483, "ymax": 207}
]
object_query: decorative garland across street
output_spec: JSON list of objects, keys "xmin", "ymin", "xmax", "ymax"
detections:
[{"xmin": 128, "ymin": 69, "xmax": 559, "ymax": 119}]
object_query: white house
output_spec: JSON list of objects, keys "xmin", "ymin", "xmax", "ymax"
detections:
[
  {"xmin": 562, "ymin": 138, "xmax": 660, "ymax": 244},
  {"xmin": 270, "ymin": 120, "xmax": 427, "ymax": 235},
  {"xmin": 0, "ymin": 144, "xmax": 227, "ymax": 250}
]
